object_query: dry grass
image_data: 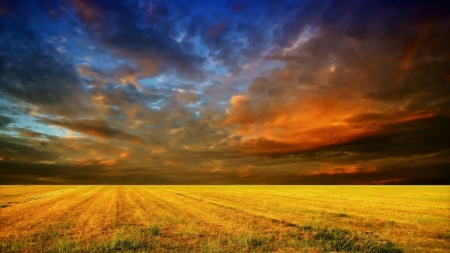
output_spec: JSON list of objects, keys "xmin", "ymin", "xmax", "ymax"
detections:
[{"xmin": 0, "ymin": 186, "xmax": 449, "ymax": 252}]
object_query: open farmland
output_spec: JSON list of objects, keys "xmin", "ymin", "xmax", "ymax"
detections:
[{"xmin": 0, "ymin": 186, "xmax": 449, "ymax": 253}]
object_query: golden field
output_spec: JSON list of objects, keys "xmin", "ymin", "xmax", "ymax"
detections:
[{"xmin": 0, "ymin": 186, "xmax": 449, "ymax": 253}]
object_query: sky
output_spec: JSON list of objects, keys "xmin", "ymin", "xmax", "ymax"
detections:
[{"xmin": 0, "ymin": 0, "xmax": 449, "ymax": 185}]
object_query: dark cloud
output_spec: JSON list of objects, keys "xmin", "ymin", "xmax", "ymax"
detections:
[
  {"xmin": 286, "ymin": 162, "xmax": 450, "ymax": 185},
  {"xmin": 177, "ymin": 1, "xmax": 282, "ymax": 73},
  {"xmin": 147, "ymin": 2, "xmax": 169, "ymax": 20},
  {"xmin": 210, "ymin": 0, "xmax": 450, "ymax": 185},
  {"xmin": 224, "ymin": 0, "xmax": 450, "ymax": 149},
  {"xmin": 0, "ymin": 139, "xmax": 59, "ymax": 162},
  {"xmin": 12, "ymin": 128, "xmax": 59, "ymax": 140},
  {"xmin": 71, "ymin": 0, "xmax": 204, "ymax": 78},
  {"xmin": 279, "ymin": 0, "xmax": 450, "ymax": 45},
  {"xmin": 0, "ymin": 114, "xmax": 14, "ymax": 128},
  {"xmin": 233, "ymin": 115, "xmax": 449, "ymax": 159},
  {"xmin": 366, "ymin": 60, "xmax": 450, "ymax": 110},
  {"xmin": 0, "ymin": 161, "xmax": 105, "ymax": 184},
  {"xmin": 39, "ymin": 118, "xmax": 144, "ymax": 144},
  {"xmin": 0, "ymin": 160, "xmax": 238, "ymax": 185},
  {"xmin": 0, "ymin": 19, "xmax": 90, "ymax": 117},
  {"xmin": 0, "ymin": 0, "xmax": 67, "ymax": 18}
]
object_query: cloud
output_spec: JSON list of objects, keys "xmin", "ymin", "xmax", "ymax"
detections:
[
  {"xmin": 0, "ymin": 161, "xmax": 104, "ymax": 184},
  {"xmin": 207, "ymin": 20, "xmax": 228, "ymax": 36},
  {"xmin": 0, "ymin": 139, "xmax": 59, "ymax": 162},
  {"xmin": 151, "ymin": 149, "xmax": 166, "ymax": 154},
  {"xmin": 0, "ymin": 0, "xmax": 449, "ymax": 184},
  {"xmin": 238, "ymin": 116, "xmax": 450, "ymax": 166},
  {"xmin": 0, "ymin": 19, "xmax": 90, "ymax": 117},
  {"xmin": 223, "ymin": 0, "xmax": 450, "ymax": 157},
  {"xmin": 238, "ymin": 164, "xmax": 255, "ymax": 178},
  {"xmin": 72, "ymin": 0, "xmax": 204, "ymax": 78},
  {"xmin": 39, "ymin": 118, "xmax": 144, "ymax": 144},
  {"xmin": 12, "ymin": 128, "xmax": 59, "ymax": 140},
  {"xmin": 0, "ymin": 114, "xmax": 14, "ymax": 128}
]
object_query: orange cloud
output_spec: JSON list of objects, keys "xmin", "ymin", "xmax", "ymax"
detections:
[
  {"xmin": 238, "ymin": 165, "xmax": 255, "ymax": 178},
  {"xmin": 224, "ymin": 83, "xmax": 386, "ymax": 154},
  {"xmin": 223, "ymin": 40, "xmax": 445, "ymax": 156},
  {"xmin": 370, "ymin": 178, "xmax": 406, "ymax": 185},
  {"xmin": 165, "ymin": 161, "xmax": 184, "ymax": 166},
  {"xmin": 151, "ymin": 149, "xmax": 166, "ymax": 154},
  {"xmin": 119, "ymin": 152, "xmax": 130, "ymax": 158},
  {"xmin": 307, "ymin": 165, "xmax": 376, "ymax": 176},
  {"xmin": 98, "ymin": 160, "xmax": 117, "ymax": 166},
  {"xmin": 224, "ymin": 95, "xmax": 256, "ymax": 126},
  {"xmin": 116, "ymin": 67, "xmax": 141, "ymax": 90},
  {"xmin": 74, "ymin": 158, "xmax": 92, "ymax": 165}
]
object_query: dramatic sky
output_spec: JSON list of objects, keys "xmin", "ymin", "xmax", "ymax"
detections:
[{"xmin": 1, "ymin": 0, "xmax": 449, "ymax": 184}]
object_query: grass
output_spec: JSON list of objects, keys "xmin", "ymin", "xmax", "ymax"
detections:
[
  {"xmin": 142, "ymin": 225, "xmax": 161, "ymax": 236},
  {"xmin": 436, "ymin": 231, "xmax": 450, "ymax": 240},
  {"xmin": 311, "ymin": 227, "xmax": 403, "ymax": 253},
  {"xmin": 0, "ymin": 186, "xmax": 449, "ymax": 252}
]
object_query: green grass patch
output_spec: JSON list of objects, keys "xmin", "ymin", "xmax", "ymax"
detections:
[
  {"xmin": 312, "ymin": 228, "xmax": 403, "ymax": 253},
  {"xmin": 0, "ymin": 237, "xmax": 30, "ymax": 253},
  {"xmin": 249, "ymin": 238, "xmax": 263, "ymax": 247},
  {"xmin": 300, "ymin": 225, "xmax": 313, "ymax": 231},
  {"xmin": 142, "ymin": 225, "xmax": 161, "ymax": 236},
  {"xmin": 109, "ymin": 239, "xmax": 146, "ymax": 251}
]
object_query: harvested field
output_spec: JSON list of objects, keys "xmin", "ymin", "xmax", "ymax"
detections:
[{"xmin": 1, "ymin": 186, "xmax": 449, "ymax": 252}]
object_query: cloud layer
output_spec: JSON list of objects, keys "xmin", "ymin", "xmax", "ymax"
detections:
[{"xmin": 0, "ymin": 0, "xmax": 449, "ymax": 184}]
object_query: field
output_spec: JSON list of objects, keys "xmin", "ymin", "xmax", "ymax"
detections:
[{"xmin": 0, "ymin": 186, "xmax": 449, "ymax": 252}]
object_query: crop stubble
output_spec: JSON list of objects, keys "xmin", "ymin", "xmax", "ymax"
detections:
[{"xmin": 0, "ymin": 186, "xmax": 449, "ymax": 252}]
